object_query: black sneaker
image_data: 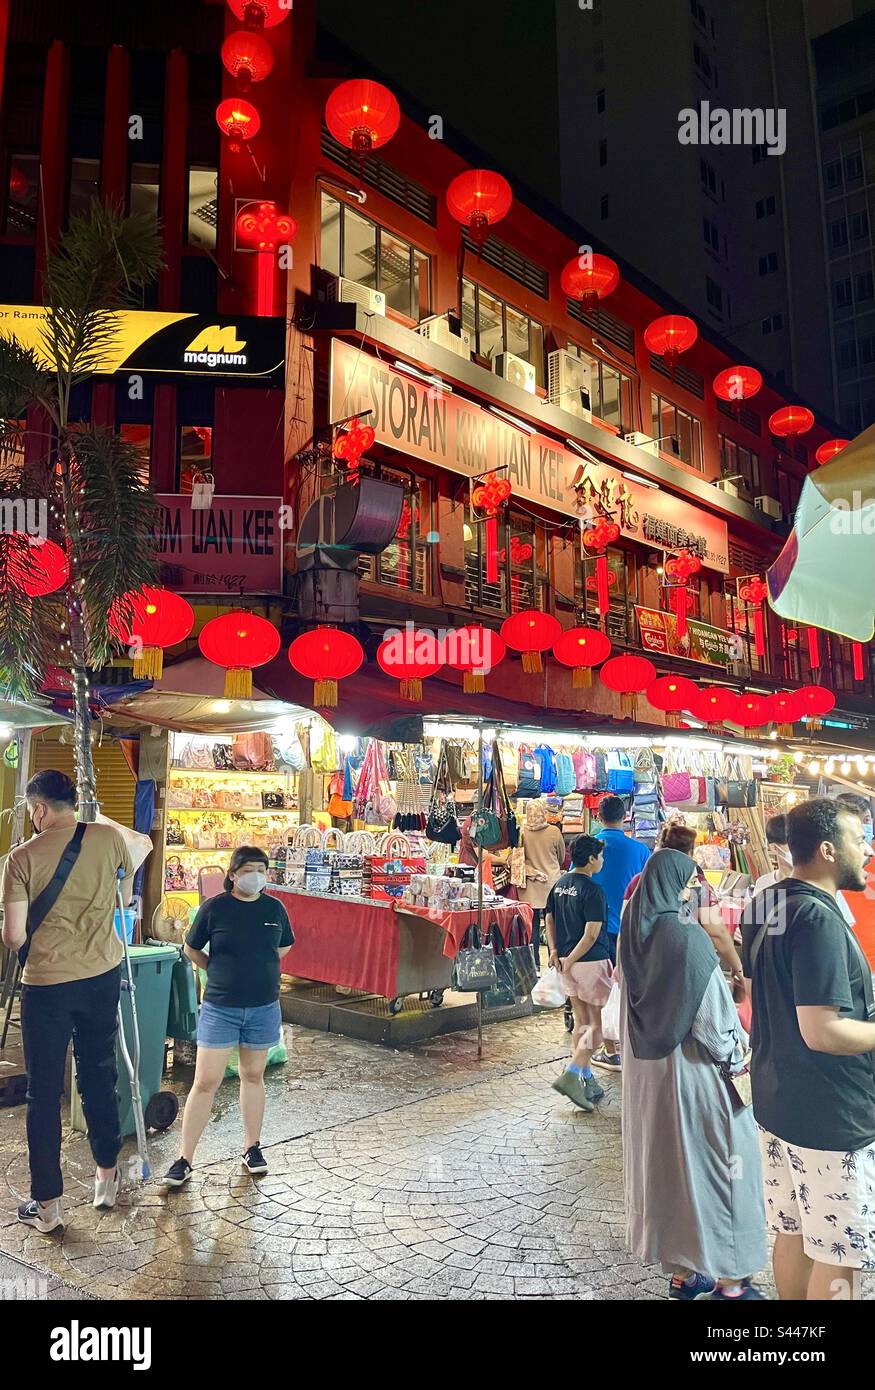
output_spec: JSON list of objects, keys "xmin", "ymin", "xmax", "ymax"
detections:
[
  {"xmin": 242, "ymin": 1144, "xmax": 268, "ymax": 1175},
  {"xmin": 17, "ymin": 1198, "xmax": 63, "ymax": 1233},
  {"xmin": 163, "ymin": 1158, "xmax": 193, "ymax": 1189}
]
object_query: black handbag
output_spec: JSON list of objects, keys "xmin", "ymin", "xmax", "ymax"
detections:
[
  {"xmin": 482, "ymin": 921, "xmax": 517, "ymax": 1008},
  {"xmin": 507, "ymin": 912, "xmax": 538, "ymax": 997},
  {"xmin": 452, "ymin": 923, "xmax": 498, "ymax": 992},
  {"xmin": 716, "ymin": 757, "xmax": 757, "ymax": 808},
  {"xmin": 426, "ymin": 743, "xmax": 461, "ymax": 846}
]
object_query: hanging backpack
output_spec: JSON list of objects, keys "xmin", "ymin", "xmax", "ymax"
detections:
[
  {"xmin": 425, "ymin": 742, "xmax": 461, "ymax": 846},
  {"xmin": 534, "ymin": 744, "xmax": 557, "ymax": 794},
  {"xmin": 573, "ymin": 748, "xmax": 597, "ymax": 791},
  {"xmin": 515, "ymin": 746, "xmax": 542, "ymax": 799},
  {"xmin": 554, "ymin": 752, "xmax": 576, "ymax": 796}
]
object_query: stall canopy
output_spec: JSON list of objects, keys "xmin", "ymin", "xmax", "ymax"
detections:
[
  {"xmin": 0, "ymin": 698, "xmax": 69, "ymax": 730},
  {"xmin": 101, "ymin": 655, "xmax": 314, "ymax": 734},
  {"xmin": 767, "ymin": 422, "xmax": 875, "ymax": 641}
]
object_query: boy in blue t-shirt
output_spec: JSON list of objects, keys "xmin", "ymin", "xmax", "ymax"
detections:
[{"xmin": 591, "ymin": 794, "xmax": 651, "ymax": 1070}]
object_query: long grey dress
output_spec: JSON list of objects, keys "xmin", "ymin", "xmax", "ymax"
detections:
[{"xmin": 621, "ymin": 965, "xmax": 769, "ymax": 1278}]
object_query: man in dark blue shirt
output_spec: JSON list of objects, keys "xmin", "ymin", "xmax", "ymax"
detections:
[{"xmin": 591, "ymin": 795, "xmax": 650, "ymax": 1070}]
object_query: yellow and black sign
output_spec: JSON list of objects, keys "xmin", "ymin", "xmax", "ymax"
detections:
[{"xmin": 0, "ymin": 307, "xmax": 285, "ymax": 384}]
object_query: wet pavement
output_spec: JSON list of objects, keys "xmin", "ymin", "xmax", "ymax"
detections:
[{"xmin": 0, "ymin": 1013, "xmax": 870, "ymax": 1301}]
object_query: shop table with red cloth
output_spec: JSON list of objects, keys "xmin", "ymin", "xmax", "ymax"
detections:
[{"xmin": 398, "ymin": 900, "xmax": 533, "ymax": 959}]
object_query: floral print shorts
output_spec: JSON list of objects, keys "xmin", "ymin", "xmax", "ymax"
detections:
[{"xmin": 758, "ymin": 1124, "xmax": 875, "ymax": 1271}]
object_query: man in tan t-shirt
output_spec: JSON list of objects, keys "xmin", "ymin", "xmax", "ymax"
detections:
[{"xmin": 1, "ymin": 769, "xmax": 151, "ymax": 1232}]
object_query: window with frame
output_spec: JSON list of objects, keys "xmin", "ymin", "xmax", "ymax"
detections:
[
  {"xmin": 703, "ymin": 216, "xmax": 720, "ymax": 252},
  {"xmin": 461, "ymin": 279, "xmax": 545, "ymax": 385},
  {"xmin": 464, "ymin": 507, "xmax": 540, "ymax": 614},
  {"xmin": 120, "ymin": 424, "xmax": 151, "ymax": 487},
  {"xmin": 761, "ymin": 313, "xmax": 783, "ymax": 334},
  {"xmin": 320, "ymin": 191, "xmax": 430, "ymax": 321},
  {"xmin": 178, "ymin": 424, "xmax": 212, "ymax": 494},
  {"xmin": 774, "ymin": 466, "xmax": 801, "ymax": 519},
  {"xmin": 845, "ymin": 151, "xmax": 864, "ymax": 184},
  {"xmin": 705, "ymin": 276, "xmax": 724, "ymax": 311},
  {"xmin": 830, "ymin": 217, "xmax": 849, "ymax": 250},
  {"xmin": 834, "ymin": 276, "xmax": 852, "ymax": 309},
  {"xmin": 69, "ymin": 158, "xmax": 101, "ymax": 221},
  {"xmin": 188, "ymin": 167, "xmax": 218, "ymax": 250},
  {"xmin": 825, "ymin": 158, "xmax": 842, "ymax": 189},
  {"xmin": 356, "ymin": 465, "xmax": 432, "ymax": 593},
  {"xmin": 576, "ymin": 545, "xmax": 637, "ymax": 643},
  {"xmin": 719, "ymin": 435, "xmax": 760, "ymax": 493},
  {"xmin": 755, "ymin": 195, "xmax": 777, "ymax": 219},
  {"xmin": 851, "ymin": 210, "xmax": 870, "ymax": 242},
  {"xmin": 856, "ymin": 270, "xmax": 874, "ymax": 301},
  {"xmin": 650, "ymin": 393, "xmax": 704, "ymax": 470},
  {"xmin": 565, "ymin": 342, "xmax": 633, "ymax": 432}
]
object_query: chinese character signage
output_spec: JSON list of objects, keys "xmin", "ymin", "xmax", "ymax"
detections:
[
  {"xmin": 330, "ymin": 339, "xmax": 729, "ymax": 572},
  {"xmin": 635, "ymin": 605, "xmax": 743, "ymax": 666},
  {"xmin": 153, "ymin": 495, "xmax": 283, "ymax": 594}
]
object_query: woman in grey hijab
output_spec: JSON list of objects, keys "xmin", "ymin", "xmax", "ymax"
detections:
[{"xmin": 620, "ymin": 848, "xmax": 768, "ymax": 1301}]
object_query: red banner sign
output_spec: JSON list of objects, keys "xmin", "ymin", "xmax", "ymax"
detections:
[{"xmin": 153, "ymin": 494, "xmax": 283, "ymax": 594}]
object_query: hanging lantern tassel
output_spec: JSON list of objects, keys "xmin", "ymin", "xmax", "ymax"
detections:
[
  {"xmin": 671, "ymin": 585, "xmax": 688, "ymax": 640},
  {"xmin": 752, "ymin": 606, "xmax": 765, "ymax": 659},
  {"xmin": 400, "ymin": 677, "xmax": 424, "ymax": 702},
  {"xmin": 485, "ymin": 514, "xmax": 499, "ymax": 585},
  {"xmin": 313, "ymin": 678, "xmax": 338, "ymax": 708},
  {"xmin": 463, "ymin": 671, "xmax": 486, "ymax": 694},
  {"xmin": 853, "ymin": 642, "xmax": 865, "ymax": 682},
  {"xmin": 522, "ymin": 651, "xmax": 543, "ymax": 674},
  {"xmin": 596, "ymin": 554, "xmax": 610, "ymax": 616},
  {"xmin": 572, "ymin": 667, "xmax": 593, "ymax": 689},
  {"xmin": 620, "ymin": 692, "xmax": 638, "ymax": 720},
  {"xmin": 133, "ymin": 646, "xmax": 163, "ymax": 680},
  {"xmin": 225, "ymin": 667, "xmax": 253, "ymax": 699},
  {"xmin": 807, "ymin": 626, "xmax": 821, "ymax": 671}
]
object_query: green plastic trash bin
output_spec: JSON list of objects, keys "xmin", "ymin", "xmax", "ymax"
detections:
[{"xmin": 71, "ymin": 945, "xmax": 180, "ymax": 1139}]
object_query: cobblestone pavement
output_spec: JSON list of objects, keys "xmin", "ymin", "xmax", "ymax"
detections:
[{"xmin": 0, "ymin": 1014, "xmax": 868, "ymax": 1301}]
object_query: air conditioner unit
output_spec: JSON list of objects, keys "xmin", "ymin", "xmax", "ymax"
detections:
[
  {"xmin": 493, "ymin": 351, "xmax": 537, "ymax": 393},
  {"xmin": 547, "ymin": 350, "xmax": 592, "ymax": 420},
  {"xmin": 715, "ymin": 478, "xmax": 739, "ymax": 498},
  {"xmin": 755, "ymin": 494, "xmax": 783, "ymax": 520},
  {"xmin": 729, "ymin": 659, "xmax": 751, "ymax": 681},
  {"xmin": 325, "ymin": 276, "xmax": 386, "ymax": 316},
  {"xmin": 416, "ymin": 313, "xmax": 471, "ymax": 360},
  {"xmin": 625, "ymin": 430, "xmax": 661, "ymax": 458}
]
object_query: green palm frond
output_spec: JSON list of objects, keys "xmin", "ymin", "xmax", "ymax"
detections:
[{"xmin": 0, "ymin": 335, "xmax": 53, "ymax": 422}]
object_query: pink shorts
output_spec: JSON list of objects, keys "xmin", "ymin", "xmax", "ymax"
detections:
[{"xmin": 560, "ymin": 958, "xmax": 614, "ymax": 1005}]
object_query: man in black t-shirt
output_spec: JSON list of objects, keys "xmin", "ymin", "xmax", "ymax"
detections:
[
  {"xmin": 741, "ymin": 798, "xmax": 874, "ymax": 1300},
  {"xmin": 545, "ymin": 835, "xmax": 613, "ymax": 1112}
]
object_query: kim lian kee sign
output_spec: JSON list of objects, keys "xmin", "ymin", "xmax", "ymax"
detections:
[
  {"xmin": 330, "ymin": 340, "xmax": 729, "ymax": 573},
  {"xmin": 154, "ymin": 495, "xmax": 283, "ymax": 595}
]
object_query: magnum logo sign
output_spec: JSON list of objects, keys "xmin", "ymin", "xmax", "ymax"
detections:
[
  {"xmin": 330, "ymin": 339, "xmax": 730, "ymax": 573},
  {"xmin": 0, "ymin": 307, "xmax": 283, "ymax": 383}
]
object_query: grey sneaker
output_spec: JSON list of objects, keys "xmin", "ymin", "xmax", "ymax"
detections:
[
  {"xmin": 93, "ymin": 1168, "xmax": 121, "ymax": 1210},
  {"xmin": 18, "ymin": 1198, "xmax": 63, "ymax": 1233},
  {"xmin": 551, "ymin": 1069, "xmax": 595, "ymax": 1111},
  {"xmin": 584, "ymin": 1074, "xmax": 605, "ymax": 1102},
  {"xmin": 591, "ymin": 1049, "xmax": 622, "ymax": 1072}
]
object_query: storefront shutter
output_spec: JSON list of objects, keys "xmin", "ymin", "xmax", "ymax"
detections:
[{"xmin": 29, "ymin": 733, "xmax": 136, "ymax": 828}]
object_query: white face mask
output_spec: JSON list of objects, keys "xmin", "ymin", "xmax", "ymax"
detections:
[{"xmin": 234, "ymin": 871, "xmax": 266, "ymax": 897}]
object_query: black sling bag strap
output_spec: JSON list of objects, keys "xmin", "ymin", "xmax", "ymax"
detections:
[{"xmin": 18, "ymin": 823, "xmax": 88, "ymax": 968}]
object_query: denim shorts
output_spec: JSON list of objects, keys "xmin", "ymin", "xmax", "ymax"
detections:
[{"xmin": 197, "ymin": 999, "xmax": 282, "ymax": 1050}]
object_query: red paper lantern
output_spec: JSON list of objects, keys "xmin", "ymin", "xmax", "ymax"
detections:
[
  {"xmin": 643, "ymin": 315, "xmax": 698, "ymax": 368},
  {"xmin": 446, "ymin": 624, "xmax": 506, "ymax": 693},
  {"xmin": 325, "ymin": 79, "xmax": 400, "ymax": 155},
  {"xmin": 552, "ymin": 626, "xmax": 611, "ymax": 689},
  {"xmin": 797, "ymin": 684, "xmax": 836, "ymax": 728},
  {"xmin": 215, "ymin": 97, "xmax": 261, "ymax": 147},
  {"xmin": 7, "ymin": 535, "xmax": 68, "ymax": 597},
  {"xmin": 198, "ymin": 610, "xmax": 280, "ymax": 698},
  {"xmin": 288, "ymin": 627, "xmax": 363, "ymax": 709},
  {"xmin": 227, "ymin": 0, "xmax": 290, "ymax": 28},
  {"xmin": 767, "ymin": 689, "xmax": 803, "ymax": 736},
  {"xmin": 446, "ymin": 169, "xmax": 513, "ymax": 244},
  {"xmin": 560, "ymin": 253, "xmax": 620, "ymax": 311},
  {"xmin": 769, "ymin": 405, "xmax": 815, "ymax": 440},
  {"xmin": 815, "ymin": 438, "xmax": 850, "ymax": 466},
  {"xmin": 108, "ymin": 586, "xmax": 194, "ymax": 679},
  {"xmin": 599, "ymin": 653, "xmax": 656, "ymax": 720},
  {"xmin": 500, "ymin": 609, "xmax": 562, "ymax": 674},
  {"xmin": 712, "ymin": 365, "xmax": 763, "ymax": 404},
  {"xmin": 689, "ymin": 686, "xmax": 740, "ymax": 726},
  {"xmin": 235, "ymin": 200, "xmax": 297, "ymax": 316},
  {"xmin": 736, "ymin": 693, "xmax": 770, "ymax": 729},
  {"xmin": 376, "ymin": 633, "xmax": 442, "ymax": 703},
  {"xmin": 221, "ymin": 30, "xmax": 274, "ymax": 89},
  {"xmin": 645, "ymin": 675, "xmax": 698, "ymax": 727}
]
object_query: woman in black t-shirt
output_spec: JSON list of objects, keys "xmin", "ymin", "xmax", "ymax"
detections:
[{"xmin": 163, "ymin": 847, "xmax": 294, "ymax": 1189}]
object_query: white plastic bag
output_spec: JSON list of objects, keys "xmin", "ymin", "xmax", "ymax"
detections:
[
  {"xmin": 532, "ymin": 965, "xmax": 566, "ymax": 1009},
  {"xmin": 601, "ymin": 979, "xmax": 621, "ymax": 1041}
]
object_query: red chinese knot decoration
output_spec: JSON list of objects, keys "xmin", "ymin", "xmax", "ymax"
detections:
[
  {"xmin": 236, "ymin": 200, "xmax": 296, "ymax": 316},
  {"xmin": 553, "ymin": 626, "xmax": 611, "ymax": 690},
  {"xmin": 472, "ymin": 472, "xmax": 511, "ymax": 584},
  {"xmin": 663, "ymin": 547, "xmax": 701, "ymax": 640},
  {"xmin": 108, "ymin": 586, "xmax": 194, "ymax": 680},
  {"xmin": 582, "ymin": 516, "xmax": 621, "ymax": 615},
  {"xmin": 288, "ymin": 627, "xmax": 364, "ymax": 709},
  {"xmin": 198, "ymin": 610, "xmax": 280, "ymax": 698},
  {"xmin": 333, "ymin": 416, "xmax": 375, "ymax": 483},
  {"xmin": 738, "ymin": 575, "xmax": 769, "ymax": 659}
]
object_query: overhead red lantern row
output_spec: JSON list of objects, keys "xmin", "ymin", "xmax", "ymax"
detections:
[
  {"xmin": 599, "ymin": 653, "xmax": 656, "ymax": 720},
  {"xmin": 815, "ymin": 438, "xmax": 850, "ymax": 466},
  {"xmin": 643, "ymin": 315, "xmax": 698, "ymax": 371},
  {"xmin": 738, "ymin": 575, "xmax": 769, "ymax": 659},
  {"xmin": 559, "ymin": 253, "xmax": 620, "ymax": 312},
  {"xmin": 712, "ymin": 365, "xmax": 763, "ymax": 405},
  {"xmin": 645, "ymin": 674, "xmax": 698, "ymax": 728},
  {"xmin": 236, "ymin": 199, "xmax": 297, "ymax": 316},
  {"xmin": 471, "ymin": 471, "xmax": 511, "ymax": 584},
  {"xmin": 446, "ymin": 624, "xmax": 506, "ymax": 694},
  {"xmin": 767, "ymin": 689, "xmax": 803, "ymax": 737},
  {"xmin": 376, "ymin": 634, "xmax": 441, "ymax": 703},
  {"xmin": 288, "ymin": 627, "xmax": 364, "ymax": 709},
  {"xmin": 198, "ymin": 610, "xmax": 280, "ymax": 698},
  {"xmin": 663, "ymin": 547, "xmax": 701, "ymax": 640},
  {"xmin": 333, "ymin": 415, "xmax": 375, "ymax": 483},
  {"xmin": 215, "ymin": 97, "xmax": 261, "ymax": 149},
  {"xmin": 446, "ymin": 169, "xmax": 513, "ymax": 248},
  {"xmin": 325, "ymin": 79, "xmax": 400, "ymax": 156},
  {"xmin": 108, "ymin": 586, "xmax": 194, "ymax": 679},
  {"xmin": 768, "ymin": 405, "xmax": 815, "ymax": 444},
  {"xmin": 552, "ymin": 626, "xmax": 611, "ymax": 689},
  {"xmin": 6, "ymin": 535, "xmax": 69, "ymax": 597},
  {"xmin": 736, "ymin": 693, "xmax": 770, "ymax": 729},
  {"xmin": 500, "ymin": 608, "xmax": 561, "ymax": 674},
  {"xmin": 689, "ymin": 685, "xmax": 739, "ymax": 729},
  {"xmin": 221, "ymin": 30, "xmax": 274, "ymax": 89},
  {"xmin": 227, "ymin": 0, "xmax": 291, "ymax": 29},
  {"xmin": 796, "ymin": 683, "xmax": 836, "ymax": 730},
  {"xmin": 581, "ymin": 515, "xmax": 620, "ymax": 615}
]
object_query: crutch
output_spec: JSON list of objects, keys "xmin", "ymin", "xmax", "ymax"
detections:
[{"xmin": 115, "ymin": 873, "xmax": 150, "ymax": 1180}]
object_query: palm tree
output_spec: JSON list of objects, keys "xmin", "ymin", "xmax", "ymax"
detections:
[{"xmin": 0, "ymin": 203, "xmax": 163, "ymax": 818}]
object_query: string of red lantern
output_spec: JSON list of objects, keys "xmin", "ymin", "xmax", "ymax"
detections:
[
  {"xmin": 108, "ymin": 586, "xmax": 194, "ymax": 679},
  {"xmin": 325, "ymin": 79, "xmax": 400, "ymax": 158},
  {"xmin": 735, "ymin": 692, "xmax": 770, "ymax": 729},
  {"xmin": 471, "ymin": 472, "xmax": 511, "ymax": 584},
  {"xmin": 288, "ymin": 627, "xmax": 364, "ymax": 709},
  {"xmin": 688, "ymin": 685, "xmax": 740, "ymax": 730},
  {"xmin": 7, "ymin": 534, "xmax": 69, "ymax": 596},
  {"xmin": 235, "ymin": 200, "xmax": 296, "ymax": 316},
  {"xmin": 663, "ymin": 547, "xmax": 701, "ymax": 640},
  {"xmin": 559, "ymin": 253, "xmax": 620, "ymax": 312},
  {"xmin": 376, "ymin": 633, "xmax": 442, "ymax": 703},
  {"xmin": 712, "ymin": 365, "xmax": 763, "ymax": 405},
  {"xmin": 815, "ymin": 439, "xmax": 850, "ymax": 466},
  {"xmin": 227, "ymin": 0, "xmax": 290, "ymax": 28},
  {"xmin": 646, "ymin": 674, "xmax": 698, "ymax": 728},
  {"xmin": 552, "ymin": 626, "xmax": 611, "ymax": 689},
  {"xmin": 767, "ymin": 689, "xmax": 803, "ymax": 737},
  {"xmin": 581, "ymin": 515, "xmax": 620, "ymax": 616},
  {"xmin": 796, "ymin": 683, "xmax": 836, "ymax": 730},
  {"xmin": 446, "ymin": 625, "xmax": 506, "ymax": 694},
  {"xmin": 599, "ymin": 653, "xmax": 656, "ymax": 720},
  {"xmin": 500, "ymin": 609, "xmax": 561, "ymax": 674},
  {"xmin": 221, "ymin": 29, "xmax": 274, "ymax": 89},
  {"xmin": 768, "ymin": 406, "xmax": 815, "ymax": 444},
  {"xmin": 737, "ymin": 575, "xmax": 769, "ymax": 658},
  {"xmin": 215, "ymin": 97, "xmax": 261, "ymax": 150},
  {"xmin": 446, "ymin": 169, "xmax": 513, "ymax": 249},
  {"xmin": 198, "ymin": 610, "xmax": 280, "ymax": 698},
  {"xmin": 643, "ymin": 315, "xmax": 698, "ymax": 372}
]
